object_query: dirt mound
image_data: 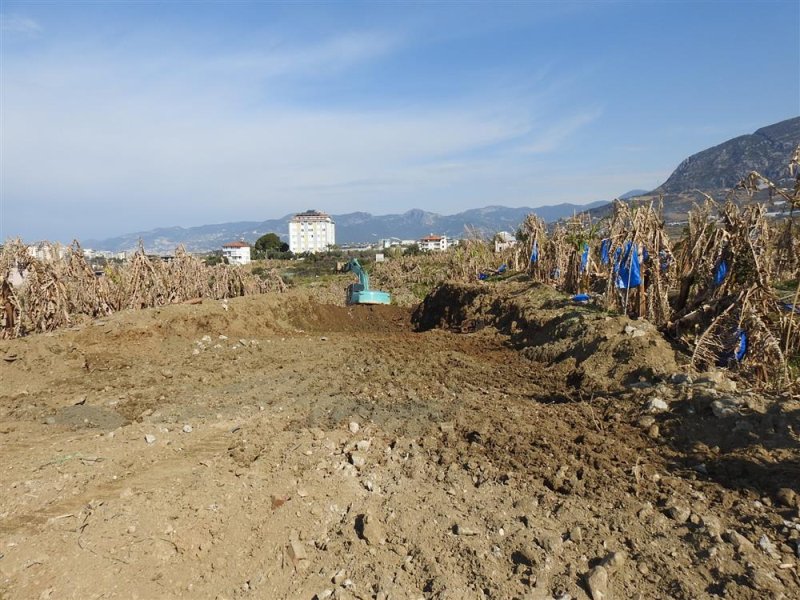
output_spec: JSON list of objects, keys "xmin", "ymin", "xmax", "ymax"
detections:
[
  {"xmin": 0, "ymin": 289, "xmax": 798, "ymax": 599},
  {"xmin": 413, "ymin": 278, "xmax": 681, "ymax": 393}
]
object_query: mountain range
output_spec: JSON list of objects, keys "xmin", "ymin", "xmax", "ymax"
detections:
[
  {"xmin": 85, "ymin": 202, "xmax": 608, "ymax": 254},
  {"xmin": 86, "ymin": 115, "xmax": 799, "ymax": 253},
  {"xmin": 658, "ymin": 117, "xmax": 799, "ymax": 193},
  {"xmin": 596, "ymin": 116, "xmax": 799, "ymax": 224}
]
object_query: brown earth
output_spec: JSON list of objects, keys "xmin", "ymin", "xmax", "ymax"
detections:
[{"xmin": 0, "ymin": 283, "xmax": 798, "ymax": 600}]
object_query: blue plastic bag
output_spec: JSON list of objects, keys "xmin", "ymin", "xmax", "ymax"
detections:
[
  {"xmin": 615, "ymin": 242, "xmax": 641, "ymax": 289},
  {"xmin": 734, "ymin": 329, "xmax": 748, "ymax": 361},
  {"xmin": 579, "ymin": 243, "xmax": 590, "ymax": 273},
  {"xmin": 600, "ymin": 239, "xmax": 611, "ymax": 265},
  {"xmin": 713, "ymin": 259, "xmax": 728, "ymax": 286},
  {"xmin": 530, "ymin": 240, "xmax": 539, "ymax": 264}
]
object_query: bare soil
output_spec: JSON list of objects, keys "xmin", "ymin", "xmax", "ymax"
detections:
[{"xmin": 0, "ymin": 283, "xmax": 798, "ymax": 600}]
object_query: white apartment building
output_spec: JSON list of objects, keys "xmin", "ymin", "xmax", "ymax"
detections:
[
  {"xmin": 289, "ymin": 210, "xmax": 336, "ymax": 254},
  {"xmin": 222, "ymin": 241, "xmax": 251, "ymax": 265},
  {"xmin": 418, "ymin": 234, "xmax": 448, "ymax": 252}
]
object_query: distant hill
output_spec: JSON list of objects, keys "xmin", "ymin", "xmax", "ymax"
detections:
[
  {"xmin": 658, "ymin": 116, "xmax": 799, "ymax": 193},
  {"xmin": 586, "ymin": 116, "xmax": 800, "ymax": 224},
  {"xmin": 85, "ymin": 201, "xmax": 609, "ymax": 253},
  {"xmin": 619, "ymin": 189, "xmax": 649, "ymax": 200}
]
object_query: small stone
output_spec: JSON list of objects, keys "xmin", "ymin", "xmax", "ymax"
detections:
[
  {"xmin": 695, "ymin": 370, "xmax": 737, "ymax": 392},
  {"xmin": 569, "ymin": 526, "xmax": 583, "ymax": 543},
  {"xmin": 602, "ymin": 550, "xmax": 627, "ymax": 571},
  {"xmin": 356, "ymin": 440, "xmax": 371, "ymax": 452},
  {"xmin": 666, "ymin": 505, "xmax": 691, "ymax": 523},
  {"xmin": 287, "ymin": 539, "xmax": 308, "ymax": 570},
  {"xmin": 332, "ymin": 569, "xmax": 347, "ymax": 585},
  {"xmin": 585, "ymin": 565, "xmax": 608, "ymax": 600},
  {"xmin": 182, "ymin": 424, "xmax": 193, "ymax": 433},
  {"xmin": 538, "ymin": 532, "xmax": 563, "ymax": 553},
  {"xmin": 724, "ymin": 529, "xmax": 754, "ymax": 552},
  {"xmin": 776, "ymin": 488, "xmax": 797, "ymax": 508},
  {"xmin": 314, "ymin": 590, "xmax": 333, "ymax": 600},
  {"xmin": 192, "ymin": 349, "xmax": 200, "ymax": 356},
  {"xmin": 348, "ymin": 422, "xmax": 360, "ymax": 434},
  {"xmin": 455, "ymin": 524, "xmax": 478, "ymax": 536},
  {"xmin": 624, "ymin": 324, "xmax": 645, "ymax": 338},
  {"xmin": 145, "ymin": 434, "xmax": 156, "ymax": 444},
  {"xmin": 647, "ymin": 424, "xmax": 660, "ymax": 439},
  {"xmin": 711, "ymin": 398, "xmax": 740, "ymax": 418},
  {"xmin": 160, "ymin": 369, "xmax": 174, "ymax": 379},
  {"xmin": 127, "ymin": 525, "xmax": 136, "ymax": 534},
  {"xmin": 758, "ymin": 534, "xmax": 780, "ymax": 558},
  {"xmin": 637, "ymin": 415, "xmax": 656, "ymax": 428},
  {"xmin": 360, "ymin": 514, "xmax": 386, "ymax": 545},
  {"xmin": 349, "ymin": 453, "xmax": 366, "ymax": 468},
  {"xmin": 645, "ymin": 398, "xmax": 669, "ymax": 413}
]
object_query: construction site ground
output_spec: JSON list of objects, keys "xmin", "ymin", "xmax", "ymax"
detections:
[{"xmin": 0, "ymin": 284, "xmax": 798, "ymax": 600}]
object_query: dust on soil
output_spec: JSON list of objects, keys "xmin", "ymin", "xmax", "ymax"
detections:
[{"xmin": 0, "ymin": 282, "xmax": 798, "ymax": 600}]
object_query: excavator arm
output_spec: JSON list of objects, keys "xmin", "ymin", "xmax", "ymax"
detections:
[
  {"xmin": 343, "ymin": 258, "xmax": 391, "ymax": 305},
  {"xmin": 344, "ymin": 258, "xmax": 370, "ymax": 290}
]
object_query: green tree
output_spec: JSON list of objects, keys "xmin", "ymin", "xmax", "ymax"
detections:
[
  {"xmin": 254, "ymin": 233, "xmax": 289, "ymax": 259},
  {"xmin": 404, "ymin": 243, "xmax": 422, "ymax": 256}
]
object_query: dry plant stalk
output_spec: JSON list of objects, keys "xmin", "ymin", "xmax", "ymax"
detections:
[{"xmin": 0, "ymin": 239, "xmax": 285, "ymax": 338}]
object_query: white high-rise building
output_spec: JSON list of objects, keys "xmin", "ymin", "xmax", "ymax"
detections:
[{"xmin": 289, "ymin": 210, "xmax": 335, "ymax": 254}]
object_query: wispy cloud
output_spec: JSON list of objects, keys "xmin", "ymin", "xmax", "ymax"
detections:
[
  {"xmin": 204, "ymin": 31, "xmax": 400, "ymax": 80},
  {"xmin": 0, "ymin": 14, "xmax": 41, "ymax": 35},
  {"xmin": 519, "ymin": 108, "xmax": 603, "ymax": 153},
  {"xmin": 1, "ymin": 21, "xmax": 605, "ymax": 239}
]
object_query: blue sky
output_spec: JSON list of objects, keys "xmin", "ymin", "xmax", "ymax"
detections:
[{"xmin": 1, "ymin": 1, "xmax": 798, "ymax": 242}]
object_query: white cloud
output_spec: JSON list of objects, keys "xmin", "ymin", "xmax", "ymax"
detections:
[
  {"xmin": 519, "ymin": 108, "xmax": 603, "ymax": 154},
  {"xmin": 0, "ymin": 14, "xmax": 41, "ymax": 35},
  {"xmin": 204, "ymin": 31, "xmax": 400, "ymax": 79},
  {"xmin": 1, "ymin": 27, "xmax": 611, "ymax": 239}
]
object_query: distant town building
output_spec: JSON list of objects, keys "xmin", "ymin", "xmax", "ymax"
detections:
[
  {"xmin": 418, "ymin": 234, "xmax": 448, "ymax": 252},
  {"xmin": 494, "ymin": 231, "xmax": 517, "ymax": 253},
  {"xmin": 289, "ymin": 210, "xmax": 336, "ymax": 254},
  {"xmin": 27, "ymin": 242, "xmax": 66, "ymax": 262},
  {"xmin": 378, "ymin": 237, "xmax": 403, "ymax": 249},
  {"xmin": 222, "ymin": 241, "xmax": 251, "ymax": 265}
]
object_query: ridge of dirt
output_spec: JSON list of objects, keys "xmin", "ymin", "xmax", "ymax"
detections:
[{"xmin": 412, "ymin": 279, "xmax": 680, "ymax": 393}]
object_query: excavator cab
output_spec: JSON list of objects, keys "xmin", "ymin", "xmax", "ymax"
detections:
[{"xmin": 343, "ymin": 258, "xmax": 391, "ymax": 305}]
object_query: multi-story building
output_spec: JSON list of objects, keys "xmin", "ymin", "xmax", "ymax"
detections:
[
  {"xmin": 418, "ymin": 234, "xmax": 449, "ymax": 252},
  {"xmin": 289, "ymin": 210, "xmax": 335, "ymax": 254},
  {"xmin": 222, "ymin": 241, "xmax": 251, "ymax": 265}
]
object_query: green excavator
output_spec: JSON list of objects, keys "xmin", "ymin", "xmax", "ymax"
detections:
[{"xmin": 343, "ymin": 258, "xmax": 391, "ymax": 305}]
